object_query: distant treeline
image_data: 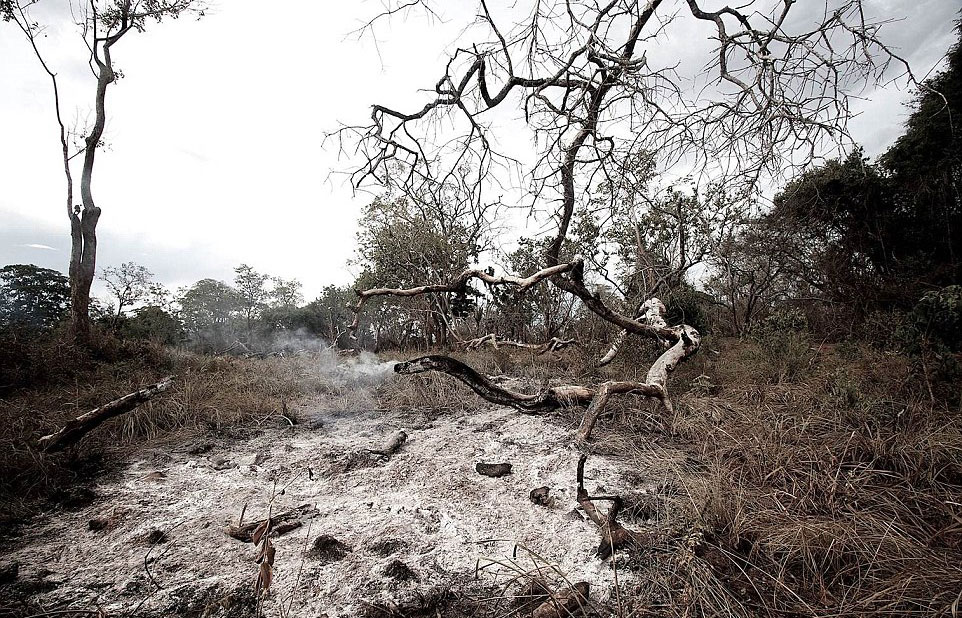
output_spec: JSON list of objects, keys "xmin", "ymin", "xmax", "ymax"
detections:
[{"xmin": 2, "ymin": 27, "xmax": 960, "ymax": 359}]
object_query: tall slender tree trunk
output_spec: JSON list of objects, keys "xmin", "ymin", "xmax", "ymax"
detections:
[
  {"xmin": 68, "ymin": 207, "xmax": 100, "ymax": 341},
  {"xmin": 68, "ymin": 21, "xmax": 124, "ymax": 343}
]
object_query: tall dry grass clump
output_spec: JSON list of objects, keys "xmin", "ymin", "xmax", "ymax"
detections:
[
  {"xmin": 0, "ymin": 330, "xmax": 338, "ymax": 525},
  {"xmin": 584, "ymin": 337, "xmax": 962, "ymax": 617}
]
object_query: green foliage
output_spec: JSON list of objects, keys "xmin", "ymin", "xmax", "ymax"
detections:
[
  {"xmin": 234, "ymin": 264, "xmax": 270, "ymax": 317},
  {"xmin": 910, "ymin": 285, "xmax": 962, "ymax": 352},
  {"xmin": 882, "ymin": 21, "xmax": 962, "ymax": 209},
  {"xmin": 488, "ymin": 237, "xmax": 575, "ymax": 341},
  {"xmin": 752, "ymin": 307, "xmax": 811, "ymax": 383},
  {"xmin": 763, "ymin": 24, "xmax": 962, "ymax": 315},
  {"xmin": 177, "ymin": 278, "xmax": 241, "ymax": 334},
  {"xmin": 353, "ymin": 195, "xmax": 486, "ymax": 347},
  {"xmin": 101, "ymin": 262, "xmax": 166, "ymax": 321},
  {"xmin": 270, "ymin": 276, "xmax": 303, "ymax": 309},
  {"xmin": 0, "ymin": 264, "xmax": 70, "ymax": 329},
  {"xmin": 663, "ymin": 285, "xmax": 713, "ymax": 335},
  {"xmin": 119, "ymin": 305, "xmax": 184, "ymax": 345}
]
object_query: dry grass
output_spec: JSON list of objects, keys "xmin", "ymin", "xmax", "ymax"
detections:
[
  {"xmin": 4, "ymin": 332, "xmax": 960, "ymax": 617},
  {"xmin": 0, "ymin": 333, "xmax": 339, "ymax": 525},
  {"xmin": 579, "ymin": 338, "xmax": 962, "ymax": 617}
]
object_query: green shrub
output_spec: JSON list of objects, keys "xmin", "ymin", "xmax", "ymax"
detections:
[
  {"xmin": 753, "ymin": 308, "xmax": 811, "ymax": 383},
  {"xmin": 910, "ymin": 285, "xmax": 962, "ymax": 352}
]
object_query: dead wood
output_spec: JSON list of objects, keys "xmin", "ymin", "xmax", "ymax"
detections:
[
  {"xmin": 394, "ymin": 355, "xmax": 593, "ymax": 414},
  {"xmin": 512, "ymin": 578, "xmax": 552, "ymax": 614},
  {"xmin": 597, "ymin": 298, "xmax": 670, "ymax": 366},
  {"xmin": 531, "ymin": 582, "xmax": 590, "ymax": 618},
  {"xmin": 394, "ymin": 354, "xmax": 676, "ymax": 441},
  {"xmin": 576, "ymin": 455, "xmax": 646, "ymax": 559},
  {"xmin": 459, "ymin": 334, "xmax": 577, "ymax": 354},
  {"xmin": 349, "ymin": 263, "xmax": 575, "ymax": 337},
  {"xmin": 226, "ymin": 503, "xmax": 316, "ymax": 543},
  {"xmin": 38, "ymin": 376, "xmax": 174, "ymax": 453},
  {"xmin": 367, "ymin": 430, "xmax": 407, "ymax": 457},
  {"xmin": 476, "ymin": 462, "xmax": 512, "ymax": 477}
]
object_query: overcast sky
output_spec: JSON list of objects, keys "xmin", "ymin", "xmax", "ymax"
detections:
[{"xmin": 0, "ymin": 0, "xmax": 957, "ymax": 301}]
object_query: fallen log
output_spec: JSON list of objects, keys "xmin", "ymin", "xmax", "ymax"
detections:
[
  {"xmin": 394, "ymin": 355, "xmax": 593, "ymax": 414},
  {"xmin": 367, "ymin": 430, "xmax": 408, "ymax": 457},
  {"xmin": 226, "ymin": 503, "xmax": 316, "ymax": 543},
  {"xmin": 394, "ymin": 355, "xmax": 674, "ymax": 441},
  {"xmin": 38, "ymin": 377, "xmax": 174, "ymax": 453}
]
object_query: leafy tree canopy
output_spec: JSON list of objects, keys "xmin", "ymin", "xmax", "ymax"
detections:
[{"xmin": 0, "ymin": 264, "xmax": 70, "ymax": 329}]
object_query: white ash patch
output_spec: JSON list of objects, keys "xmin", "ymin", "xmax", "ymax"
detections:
[{"xmin": 4, "ymin": 400, "xmax": 656, "ymax": 617}]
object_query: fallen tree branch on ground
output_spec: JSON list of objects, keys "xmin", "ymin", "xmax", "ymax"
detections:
[
  {"xmin": 459, "ymin": 334, "xmax": 577, "ymax": 354},
  {"xmin": 395, "ymin": 355, "xmax": 593, "ymax": 413},
  {"xmin": 396, "ymin": 309, "xmax": 697, "ymax": 443},
  {"xmin": 38, "ymin": 376, "xmax": 174, "ymax": 453},
  {"xmin": 226, "ymin": 503, "xmax": 317, "ymax": 543},
  {"xmin": 576, "ymin": 455, "xmax": 646, "ymax": 559}
]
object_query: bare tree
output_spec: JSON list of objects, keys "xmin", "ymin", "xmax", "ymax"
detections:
[
  {"xmin": 3, "ymin": 0, "xmax": 204, "ymax": 342},
  {"xmin": 334, "ymin": 0, "xmax": 916, "ymax": 401},
  {"xmin": 330, "ymin": 0, "xmax": 919, "ymax": 555}
]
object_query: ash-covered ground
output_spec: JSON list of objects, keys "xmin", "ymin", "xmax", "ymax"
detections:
[{"xmin": 1, "ymin": 368, "xmax": 662, "ymax": 617}]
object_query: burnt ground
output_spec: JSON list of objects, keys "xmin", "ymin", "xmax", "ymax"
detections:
[{"xmin": 0, "ymin": 394, "xmax": 665, "ymax": 618}]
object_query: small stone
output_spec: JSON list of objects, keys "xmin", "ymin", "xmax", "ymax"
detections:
[
  {"xmin": 476, "ymin": 462, "xmax": 512, "ymax": 477},
  {"xmin": 529, "ymin": 486, "xmax": 551, "ymax": 506}
]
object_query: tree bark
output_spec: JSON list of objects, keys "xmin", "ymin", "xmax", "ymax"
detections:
[
  {"xmin": 459, "ymin": 334, "xmax": 577, "ymax": 354},
  {"xmin": 69, "ymin": 24, "xmax": 122, "ymax": 342},
  {"xmin": 394, "ymin": 355, "xmax": 594, "ymax": 414}
]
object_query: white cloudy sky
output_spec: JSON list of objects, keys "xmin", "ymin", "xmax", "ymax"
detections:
[{"xmin": 0, "ymin": 0, "xmax": 958, "ymax": 300}]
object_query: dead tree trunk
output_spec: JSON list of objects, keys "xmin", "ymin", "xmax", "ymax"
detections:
[
  {"xmin": 394, "ymin": 353, "xmax": 685, "ymax": 442},
  {"xmin": 39, "ymin": 377, "xmax": 173, "ymax": 452},
  {"xmin": 67, "ymin": 14, "xmax": 124, "ymax": 342},
  {"xmin": 395, "ymin": 295, "xmax": 698, "ymax": 441},
  {"xmin": 395, "ymin": 355, "xmax": 594, "ymax": 413}
]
